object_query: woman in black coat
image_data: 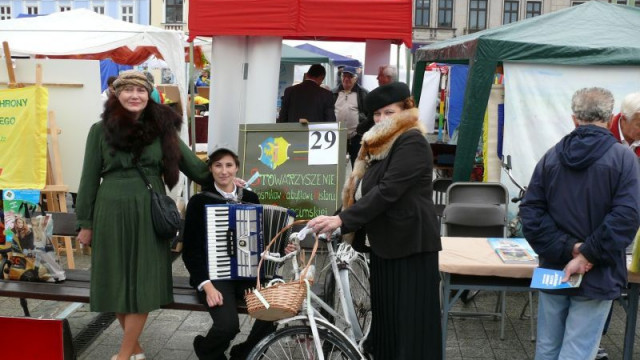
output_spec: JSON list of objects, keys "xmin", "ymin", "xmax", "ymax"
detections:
[
  {"xmin": 182, "ymin": 148, "xmax": 274, "ymax": 359},
  {"xmin": 308, "ymin": 82, "xmax": 442, "ymax": 359}
]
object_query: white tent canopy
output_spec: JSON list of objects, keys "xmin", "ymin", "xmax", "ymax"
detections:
[{"xmin": 0, "ymin": 9, "xmax": 188, "ymax": 115}]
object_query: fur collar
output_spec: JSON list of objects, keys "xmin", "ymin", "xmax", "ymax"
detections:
[
  {"xmin": 342, "ymin": 108, "xmax": 425, "ymax": 210},
  {"xmin": 102, "ymin": 96, "xmax": 183, "ymax": 188}
]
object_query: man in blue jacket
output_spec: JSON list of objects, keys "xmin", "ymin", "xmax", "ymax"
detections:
[{"xmin": 520, "ymin": 87, "xmax": 640, "ymax": 360}]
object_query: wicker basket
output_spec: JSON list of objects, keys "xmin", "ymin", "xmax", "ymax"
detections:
[{"xmin": 245, "ymin": 220, "xmax": 318, "ymax": 321}]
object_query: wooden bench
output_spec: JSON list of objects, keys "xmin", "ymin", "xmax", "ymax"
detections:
[
  {"xmin": 0, "ymin": 211, "xmax": 253, "ymax": 316},
  {"xmin": 0, "ymin": 269, "xmax": 248, "ymax": 314}
]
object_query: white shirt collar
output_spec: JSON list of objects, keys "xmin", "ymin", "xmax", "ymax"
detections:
[
  {"xmin": 214, "ymin": 183, "xmax": 237, "ymax": 201},
  {"xmin": 618, "ymin": 118, "xmax": 640, "ymax": 149}
]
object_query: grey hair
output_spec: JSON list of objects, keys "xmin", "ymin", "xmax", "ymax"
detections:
[
  {"xmin": 379, "ymin": 65, "xmax": 398, "ymax": 81},
  {"xmin": 571, "ymin": 87, "xmax": 614, "ymax": 123},
  {"xmin": 620, "ymin": 92, "xmax": 640, "ymax": 122}
]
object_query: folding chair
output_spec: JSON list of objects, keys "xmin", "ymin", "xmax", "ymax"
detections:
[
  {"xmin": 441, "ymin": 182, "xmax": 511, "ymax": 338},
  {"xmin": 442, "ymin": 182, "xmax": 536, "ymax": 341}
]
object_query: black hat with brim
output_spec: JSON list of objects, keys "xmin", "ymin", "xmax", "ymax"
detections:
[{"xmin": 365, "ymin": 82, "xmax": 411, "ymax": 113}]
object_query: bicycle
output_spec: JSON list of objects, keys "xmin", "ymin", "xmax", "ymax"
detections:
[
  {"xmin": 247, "ymin": 226, "xmax": 371, "ymax": 359},
  {"xmin": 501, "ymin": 154, "xmax": 528, "ymax": 238}
]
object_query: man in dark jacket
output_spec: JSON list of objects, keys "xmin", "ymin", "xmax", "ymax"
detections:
[
  {"xmin": 277, "ymin": 64, "xmax": 336, "ymax": 123},
  {"xmin": 333, "ymin": 66, "xmax": 368, "ymax": 166},
  {"xmin": 520, "ymin": 87, "xmax": 640, "ymax": 360}
]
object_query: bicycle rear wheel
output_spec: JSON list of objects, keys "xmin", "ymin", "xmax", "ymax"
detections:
[{"xmin": 247, "ymin": 325, "xmax": 361, "ymax": 360}]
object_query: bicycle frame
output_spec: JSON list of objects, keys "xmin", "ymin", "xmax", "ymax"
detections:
[{"xmin": 260, "ymin": 232, "xmax": 368, "ymax": 358}]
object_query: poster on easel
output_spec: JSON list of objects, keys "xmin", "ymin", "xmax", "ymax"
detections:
[{"xmin": 0, "ymin": 86, "xmax": 49, "ymax": 189}]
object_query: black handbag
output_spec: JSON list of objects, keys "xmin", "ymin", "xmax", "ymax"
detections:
[{"xmin": 135, "ymin": 165, "xmax": 181, "ymax": 240}]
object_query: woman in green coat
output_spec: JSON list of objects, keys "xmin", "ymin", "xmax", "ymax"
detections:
[{"xmin": 76, "ymin": 70, "xmax": 214, "ymax": 360}]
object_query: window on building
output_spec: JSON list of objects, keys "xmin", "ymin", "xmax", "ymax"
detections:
[
  {"xmin": 26, "ymin": 6, "xmax": 38, "ymax": 15},
  {"xmin": 526, "ymin": 1, "xmax": 542, "ymax": 18},
  {"xmin": 166, "ymin": 0, "xmax": 183, "ymax": 23},
  {"xmin": 503, "ymin": 1, "xmax": 519, "ymax": 24},
  {"xmin": 94, "ymin": 6, "xmax": 105, "ymax": 14},
  {"xmin": 122, "ymin": 5, "xmax": 134, "ymax": 23},
  {"xmin": 60, "ymin": 6, "xmax": 71, "ymax": 12},
  {"xmin": 614, "ymin": 0, "xmax": 627, "ymax": 4},
  {"xmin": 415, "ymin": 0, "xmax": 430, "ymax": 27},
  {"xmin": 414, "ymin": 0, "xmax": 431, "ymax": 27},
  {"xmin": 636, "ymin": 2, "xmax": 640, "ymax": 7},
  {"xmin": 469, "ymin": 0, "xmax": 487, "ymax": 31},
  {"xmin": 438, "ymin": 0, "xmax": 453, "ymax": 27},
  {"xmin": 0, "ymin": 5, "xmax": 10, "ymax": 20},
  {"xmin": 571, "ymin": 1, "xmax": 585, "ymax": 5}
]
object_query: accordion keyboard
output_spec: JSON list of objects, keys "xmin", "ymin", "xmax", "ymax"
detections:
[{"xmin": 205, "ymin": 204, "xmax": 262, "ymax": 280}]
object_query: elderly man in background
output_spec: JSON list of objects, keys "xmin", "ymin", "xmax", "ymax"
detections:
[
  {"xmin": 596, "ymin": 91, "xmax": 640, "ymax": 360},
  {"xmin": 277, "ymin": 64, "xmax": 336, "ymax": 124},
  {"xmin": 376, "ymin": 65, "xmax": 398, "ymax": 86},
  {"xmin": 610, "ymin": 92, "xmax": 640, "ymax": 156},
  {"xmin": 333, "ymin": 66, "xmax": 368, "ymax": 166},
  {"xmin": 520, "ymin": 87, "xmax": 640, "ymax": 360}
]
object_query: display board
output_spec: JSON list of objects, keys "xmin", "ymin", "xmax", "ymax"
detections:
[
  {"xmin": 0, "ymin": 59, "xmax": 101, "ymax": 192},
  {"xmin": 238, "ymin": 123, "xmax": 346, "ymax": 219}
]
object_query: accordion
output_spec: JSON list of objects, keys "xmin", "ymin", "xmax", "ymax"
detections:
[{"xmin": 205, "ymin": 204, "xmax": 296, "ymax": 281}]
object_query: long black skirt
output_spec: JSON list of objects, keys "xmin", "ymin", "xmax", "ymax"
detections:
[{"xmin": 367, "ymin": 250, "xmax": 442, "ymax": 360}]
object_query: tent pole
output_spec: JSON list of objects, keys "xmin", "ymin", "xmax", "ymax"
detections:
[
  {"xmin": 189, "ymin": 41, "xmax": 196, "ymax": 154},
  {"xmin": 405, "ymin": 47, "xmax": 412, "ymax": 85},
  {"xmin": 187, "ymin": 41, "xmax": 196, "ymax": 198},
  {"xmin": 396, "ymin": 44, "xmax": 400, "ymax": 73}
]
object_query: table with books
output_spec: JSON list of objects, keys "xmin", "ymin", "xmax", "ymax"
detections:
[
  {"xmin": 439, "ymin": 237, "xmax": 640, "ymax": 360},
  {"xmin": 439, "ymin": 236, "xmax": 537, "ymax": 354}
]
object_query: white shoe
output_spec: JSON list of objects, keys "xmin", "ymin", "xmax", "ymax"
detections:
[{"xmin": 130, "ymin": 354, "xmax": 146, "ymax": 360}]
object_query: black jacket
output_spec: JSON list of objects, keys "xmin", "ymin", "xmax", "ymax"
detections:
[
  {"xmin": 182, "ymin": 188, "xmax": 260, "ymax": 288},
  {"xmin": 277, "ymin": 80, "xmax": 336, "ymax": 123},
  {"xmin": 339, "ymin": 108, "xmax": 441, "ymax": 259}
]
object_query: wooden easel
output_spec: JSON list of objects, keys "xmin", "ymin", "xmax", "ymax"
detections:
[{"xmin": 3, "ymin": 42, "xmax": 76, "ymax": 268}]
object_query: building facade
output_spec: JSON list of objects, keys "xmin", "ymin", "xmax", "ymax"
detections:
[
  {"xmin": 413, "ymin": 0, "xmax": 638, "ymax": 46},
  {"xmin": 0, "ymin": 0, "xmax": 150, "ymax": 24}
]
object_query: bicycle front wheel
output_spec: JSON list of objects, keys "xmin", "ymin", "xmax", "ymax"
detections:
[
  {"xmin": 324, "ymin": 256, "xmax": 372, "ymax": 341},
  {"xmin": 247, "ymin": 325, "xmax": 361, "ymax": 360}
]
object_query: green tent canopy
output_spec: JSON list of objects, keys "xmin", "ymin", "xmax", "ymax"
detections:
[
  {"xmin": 413, "ymin": 1, "xmax": 640, "ymax": 181},
  {"xmin": 281, "ymin": 44, "xmax": 329, "ymax": 64}
]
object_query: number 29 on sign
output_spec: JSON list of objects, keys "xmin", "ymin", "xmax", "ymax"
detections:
[{"xmin": 308, "ymin": 125, "xmax": 339, "ymax": 165}]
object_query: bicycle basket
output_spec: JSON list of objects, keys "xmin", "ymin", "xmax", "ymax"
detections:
[{"xmin": 245, "ymin": 220, "xmax": 318, "ymax": 321}]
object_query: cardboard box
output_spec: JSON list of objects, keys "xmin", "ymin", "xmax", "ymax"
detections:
[{"xmin": 157, "ymin": 85, "xmax": 182, "ymax": 114}]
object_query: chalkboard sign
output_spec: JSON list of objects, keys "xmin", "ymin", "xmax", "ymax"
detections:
[{"xmin": 237, "ymin": 123, "xmax": 347, "ymax": 219}]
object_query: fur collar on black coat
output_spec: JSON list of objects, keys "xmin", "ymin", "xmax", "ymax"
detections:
[
  {"xmin": 102, "ymin": 96, "xmax": 182, "ymax": 188},
  {"xmin": 342, "ymin": 108, "xmax": 425, "ymax": 210}
]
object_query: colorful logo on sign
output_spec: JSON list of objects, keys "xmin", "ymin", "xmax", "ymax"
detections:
[{"xmin": 259, "ymin": 137, "xmax": 290, "ymax": 170}]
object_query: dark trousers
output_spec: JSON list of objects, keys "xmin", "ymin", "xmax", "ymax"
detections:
[
  {"xmin": 194, "ymin": 280, "xmax": 276, "ymax": 360},
  {"xmin": 347, "ymin": 134, "xmax": 362, "ymax": 167}
]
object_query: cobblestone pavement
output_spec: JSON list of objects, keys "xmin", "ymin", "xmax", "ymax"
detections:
[{"xmin": 1, "ymin": 251, "xmax": 639, "ymax": 359}]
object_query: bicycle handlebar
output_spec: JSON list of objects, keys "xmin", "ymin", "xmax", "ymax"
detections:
[{"xmin": 501, "ymin": 154, "xmax": 527, "ymax": 193}]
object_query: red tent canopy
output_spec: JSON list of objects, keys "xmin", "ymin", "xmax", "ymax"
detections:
[{"xmin": 188, "ymin": 0, "xmax": 412, "ymax": 47}]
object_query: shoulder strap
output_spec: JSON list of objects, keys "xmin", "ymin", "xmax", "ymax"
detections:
[
  {"xmin": 202, "ymin": 191, "xmax": 250, "ymax": 205},
  {"xmin": 135, "ymin": 164, "xmax": 153, "ymax": 190}
]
